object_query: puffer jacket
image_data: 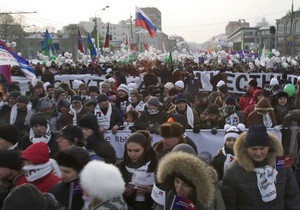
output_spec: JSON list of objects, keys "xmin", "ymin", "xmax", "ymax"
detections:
[{"xmin": 222, "ymin": 131, "xmax": 300, "ymax": 210}]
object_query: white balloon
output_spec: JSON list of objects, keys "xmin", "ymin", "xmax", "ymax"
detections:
[
  {"xmin": 217, "ymin": 45, "xmax": 222, "ymax": 51},
  {"xmin": 17, "ymin": 52, "xmax": 22, "ymax": 57},
  {"xmin": 6, "ymin": 43, "xmax": 10, "ymax": 47},
  {"xmin": 227, "ymin": 42, "xmax": 233, "ymax": 48},
  {"xmin": 281, "ymin": 56, "xmax": 286, "ymax": 62},
  {"xmin": 255, "ymin": 59, "xmax": 260, "ymax": 66},
  {"xmin": 275, "ymin": 51, "xmax": 280, "ymax": 57},
  {"xmin": 91, "ymin": 38, "xmax": 95, "ymax": 44},
  {"xmin": 11, "ymin": 42, "xmax": 17, "ymax": 48},
  {"xmin": 271, "ymin": 49, "xmax": 276, "ymax": 54}
]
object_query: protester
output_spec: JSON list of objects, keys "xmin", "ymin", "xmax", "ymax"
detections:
[
  {"xmin": 0, "ymin": 124, "xmax": 21, "ymax": 151},
  {"xmin": 238, "ymin": 79, "xmax": 259, "ymax": 111},
  {"xmin": 220, "ymin": 95, "xmax": 244, "ymax": 126},
  {"xmin": 38, "ymin": 96, "xmax": 60, "ymax": 131},
  {"xmin": 126, "ymin": 90, "xmax": 145, "ymax": 115}
]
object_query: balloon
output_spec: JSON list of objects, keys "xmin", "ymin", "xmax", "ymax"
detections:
[
  {"xmin": 268, "ymin": 52, "xmax": 273, "ymax": 57},
  {"xmin": 124, "ymin": 46, "xmax": 128, "ymax": 50},
  {"xmin": 284, "ymin": 84, "xmax": 295, "ymax": 97},
  {"xmin": 17, "ymin": 52, "xmax": 22, "ymax": 57},
  {"xmin": 11, "ymin": 42, "xmax": 17, "ymax": 48},
  {"xmin": 50, "ymin": 55, "xmax": 56, "ymax": 60}
]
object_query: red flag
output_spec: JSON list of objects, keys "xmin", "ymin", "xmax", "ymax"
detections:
[
  {"xmin": 78, "ymin": 27, "xmax": 84, "ymax": 53},
  {"xmin": 0, "ymin": 65, "xmax": 12, "ymax": 83},
  {"xmin": 125, "ymin": 34, "xmax": 129, "ymax": 46},
  {"xmin": 104, "ymin": 23, "xmax": 110, "ymax": 48}
]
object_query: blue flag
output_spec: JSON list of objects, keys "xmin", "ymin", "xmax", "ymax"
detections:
[
  {"xmin": 87, "ymin": 33, "xmax": 97, "ymax": 66},
  {"xmin": 42, "ymin": 29, "xmax": 52, "ymax": 55}
]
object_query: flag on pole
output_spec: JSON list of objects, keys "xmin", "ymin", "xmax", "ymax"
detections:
[
  {"xmin": 259, "ymin": 45, "xmax": 266, "ymax": 67},
  {"xmin": 87, "ymin": 33, "xmax": 97, "ymax": 66},
  {"xmin": 125, "ymin": 34, "xmax": 129, "ymax": 46},
  {"xmin": 143, "ymin": 42, "xmax": 149, "ymax": 51},
  {"xmin": 0, "ymin": 40, "xmax": 36, "ymax": 84},
  {"xmin": 162, "ymin": 42, "xmax": 166, "ymax": 53},
  {"xmin": 0, "ymin": 65, "xmax": 11, "ymax": 83},
  {"xmin": 135, "ymin": 6, "xmax": 157, "ymax": 38},
  {"xmin": 78, "ymin": 27, "xmax": 84, "ymax": 53},
  {"xmin": 42, "ymin": 29, "xmax": 52, "ymax": 55},
  {"xmin": 103, "ymin": 23, "xmax": 110, "ymax": 48},
  {"xmin": 168, "ymin": 51, "xmax": 174, "ymax": 69}
]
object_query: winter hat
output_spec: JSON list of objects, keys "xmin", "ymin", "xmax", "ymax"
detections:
[
  {"xmin": 276, "ymin": 90, "xmax": 289, "ymax": 100},
  {"xmin": 16, "ymin": 95, "xmax": 29, "ymax": 104},
  {"xmin": 206, "ymin": 104, "xmax": 219, "ymax": 115},
  {"xmin": 117, "ymin": 84, "xmax": 129, "ymax": 94},
  {"xmin": 248, "ymin": 79, "xmax": 258, "ymax": 88},
  {"xmin": 218, "ymin": 84, "xmax": 228, "ymax": 95},
  {"xmin": 54, "ymin": 87, "xmax": 66, "ymax": 100},
  {"xmin": 0, "ymin": 150, "xmax": 21, "ymax": 170},
  {"xmin": 216, "ymin": 80, "xmax": 225, "ymax": 88},
  {"xmin": 107, "ymin": 77, "xmax": 116, "ymax": 83},
  {"xmin": 38, "ymin": 97, "xmax": 53, "ymax": 111},
  {"xmin": 56, "ymin": 99, "xmax": 70, "ymax": 110},
  {"xmin": 255, "ymin": 97, "xmax": 274, "ymax": 111},
  {"xmin": 225, "ymin": 95, "xmax": 236, "ymax": 105},
  {"xmin": 160, "ymin": 122, "xmax": 184, "ymax": 138},
  {"xmin": 8, "ymin": 90, "xmax": 21, "ymax": 99},
  {"xmin": 97, "ymin": 93, "xmax": 109, "ymax": 103},
  {"xmin": 84, "ymin": 98, "xmax": 97, "ymax": 107},
  {"xmin": 271, "ymin": 84, "xmax": 282, "ymax": 92},
  {"xmin": 175, "ymin": 80, "xmax": 184, "ymax": 89},
  {"xmin": 72, "ymin": 80, "xmax": 83, "ymax": 90},
  {"xmin": 30, "ymin": 113, "xmax": 48, "ymax": 127},
  {"xmin": 147, "ymin": 96, "xmax": 162, "ymax": 107},
  {"xmin": 21, "ymin": 142, "xmax": 49, "ymax": 165},
  {"xmin": 224, "ymin": 123, "xmax": 245, "ymax": 142},
  {"xmin": 270, "ymin": 78, "xmax": 279, "ymax": 86},
  {"xmin": 80, "ymin": 160, "xmax": 125, "ymax": 202},
  {"xmin": 164, "ymin": 82, "xmax": 174, "ymax": 90},
  {"xmin": 58, "ymin": 82, "xmax": 71, "ymax": 92},
  {"xmin": 175, "ymin": 93, "xmax": 187, "ymax": 104},
  {"xmin": 71, "ymin": 95, "xmax": 82, "ymax": 103},
  {"xmin": 168, "ymin": 88, "xmax": 178, "ymax": 96},
  {"xmin": 56, "ymin": 147, "xmax": 90, "ymax": 173},
  {"xmin": 79, "ymin": 83, "xmax": 88, "ymax": 90},
  {"xmin": 141, "ymin": 89, "xmax": 150, "ymax": 98},
  {"xmin": 3, "ymin": 183, "xmax": 47, "ymax": 210},
  {"xmin": 88, "ymin": 86, "xmax": 99, "ymax": 93},
  {"xmin": 130, "ymin": 91, "xmax": 142, "ymax": 101},
  {"xmin": 0, "ymin": 124, "xmax": 19, "ymax": 145},
  {"xmin": 78, "ymin": 113, "xmax": 99, "ymax": 131},
  {"xmin": 167, "ymin": 114, "xmax": 188, "ymax": 128},
  {"xmin": 7, "ymin": 83, "xmax": 21, "ymax": 92},
  {"xmin": 127, "ymin": 82, "xmax": 138, "ymax": 90},
  {"xmin": 46, "ymin": 84, "xmax": 54, "ymax": 90},
  {"xmin": 172, "ymin": 143, "xmax": 196, "ymax": 155},
  {"xmin": 245, "ymin": 124, "xmax": 269, "ymax": 148},
  {"xmin": 101, "ymin": 82, "xmax": 110, "ymax": 88},
  {"xmin": 59, "ymin": 124, "xmax": 83, "ymax": 142}
]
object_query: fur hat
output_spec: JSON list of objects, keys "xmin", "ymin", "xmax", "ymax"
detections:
[
  {"xmin": 34, "ymin": 80, "xmax": 44, "ymax": 89},
  {"xmin": 3, "ymin": 184, "xmax": 47, "ymax": 210},
  {"xmin": 80, "ymin": 160, "xmax": 125, "ymax": 202},
  {"xmin": 216, "ymin": 80, "xmax": 225, "ymax": 88},
  {"xmin": 88, "ymin": 86, "xmax": 99, "ymax": 93},
  {"xmin": 160, "ymin": 122, "xmax": 184, "ymax": 138},
  {"xmin": 97, "ymin": 93, "xmax": 109, "ymax": 103},
  {"xmin": 56, "ymin": 147, "xmax": 90, "ymax": 173},
  {"xmin": 16, "ymin": 95, "xmax": 29, "ymax": 104},
  {"xmin": 30, "ymin": 113, "xmax": 48, "ymax": 127},
  {"xmin": 117, "ymin": 84, "xmax": 129, "ymax": 94},
  {"xmin": 21, "ymin": 142, "xmax": 49, "ymax": 165},
  {"xmin": 0, "ymin": 125, "xmax": 19, "ymax": 145},
  {"xmin": 147, "ymin": 96, "xmax": 162, "ymax": 107},
  {"xmin": 248, "ymin": 79, "xmax": 258, "ymax": 88},
  {"xmin": 206, "ymin": 104, "xmax": 219, "ymax": 115},
  {"xmin": 224, "ymin": 123, "xmax": 245, "ymax": 142},
  {"xmin": 175, "ymin": 80, "xmax": 184, "ymax": 89},
  {"xmin": 164, "ymin": 82, "xmax": 174, "ymax": 90},
  {"xmin": 78, "ymin": 113, "xmax": 99, "ymax": 131},
  {"xmin": 255, "ymin": 97, "xmax": 274, "ymax": 111},
  {"xmin": 284, "ymin": 109, "xmax": 300, "ymax": 125},
  {"xmin": 38, "ymin": 97, "xmax": 53, "ymax": 111},
  {"xmin": 0, "ymin": 150, "xmax": 21, "ymax": 171},
  {"xmin": 58, "ymin": 82, "xmax": 71, "ymax": 91},
  {"xmin": 245, "ymin": 124, "xmax": 269, "ymax": 148},
  {"xmin": 175, "ymin": 93, "xmax": 187, "ymax": 104},
  {"xmin": 218, "ymin": 84, "xmax": 228, "ymax": 95}
]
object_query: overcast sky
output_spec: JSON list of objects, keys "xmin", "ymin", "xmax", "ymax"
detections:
[{"xmin": 0, "ymin": 0, "xmax": 297, "ymax": 43}]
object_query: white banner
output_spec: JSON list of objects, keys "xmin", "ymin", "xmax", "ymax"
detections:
[
  {"xmin": 11, "ymin": 72, "xmax": 298, "ymax": 95},
  {"xmin": 104, "ymin": 128, "xmax": 281, "ymax": 161}
]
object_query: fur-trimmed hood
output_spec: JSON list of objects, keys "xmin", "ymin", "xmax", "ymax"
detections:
[
  {"xmin": 284, "ymin": 109, "xmax": 300, "ymax": 126},
  {"xmin": 156, "ymin": 152, "xmax": 216, "ymax": 208},
  {"xmin": 234, "ymin": 131, "xmax": 283, "ymax": 171},
  {"xmin": 80, "ymin": 160, "xmax": 125, "ymax": 202}
]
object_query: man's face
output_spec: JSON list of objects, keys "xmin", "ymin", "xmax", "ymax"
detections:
[
  {"xmin": 162, "ymin": 137, "xmax": 180, "ymax": 150},
  {"xmin": 16, "ymin": 102, "xmax": 27, "ymax": 110},
  {"xmin": 59, "ymin": 166, "xmax": 79, "ymax": 183},
  {"xmin": 0, "ymin": 167, "xmax": 15, "ymax": 179},
  {"xmin": 47, "ymin": 88, "xmax": 54, "ymax": 97},
  {"xmin": 99, "ymin": 101, "xmax": 109, "ymax": 109},
  {"xmin": 32, "ymin": 124, "xmax": 47, "ymax": 137},
  {"xmin": 72, "ymin": 101, "xmax": 82, "ymax": 111},
  {"xmin": 246, "ymin": 146, "xmax": 269, "ymax": 162},
  {"xmin": 89, "ymin": 91, "xmax": 98, "ymax": 99},
  {"xmin": 177, "ymin": 102, "xmax": 186, "ymax": 111},
  {"xmin": 8, "ymin": 97, "xmax": 17, "ymax": 107}
]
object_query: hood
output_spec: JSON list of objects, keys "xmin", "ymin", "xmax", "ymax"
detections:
[
  {"xmin": 234, "ymin": 132, "xmax": 283, "ymax": 171},
  {"xmin": 284, "ymin": 109, "xmax": 300, "ymax": 126},
  {"xmin": 156, "ymin": 152, "xmax": 216, "ymax": 208},
  {"xmin": 254, "ymin": 97, "xmax": 273, "ymax": 111}
]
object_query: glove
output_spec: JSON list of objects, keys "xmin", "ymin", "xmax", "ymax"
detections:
[
  {"xmin": 129, "ymin": 126, "xmax": 137, "ymax": 133},
  {"xmin": 274, "ymin": 125, "xmax": 282, "ymax": 132},
  {"xmin": 211, "ymin": 127, "xmax": 218, "ymax": 135},
  {"xmin": 193, "ymin": 125, "xmax": 200, "ymax": 133}
]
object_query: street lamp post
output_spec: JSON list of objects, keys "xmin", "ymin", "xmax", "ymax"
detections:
[{"xmin": 94, "ymin": 6, "xmax": 109, "ymax": 49}]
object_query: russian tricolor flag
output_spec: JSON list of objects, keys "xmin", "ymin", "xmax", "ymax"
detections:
[{"xmin": 135, "ymin": 6, "xmax": 157, "ymax": 38}]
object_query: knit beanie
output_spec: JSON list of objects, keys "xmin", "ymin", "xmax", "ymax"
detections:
[
  {"xmin": 224, "ymin": 123, "xmax": 245, "ymax": 143},
  {"xmin": 117, "ymin": 84, "xmax": 129, "ymax": 94},
  {"xmin": 71, "ymin": 95, "xmax": 82, "ymax": 103},
  {"xmin": 147, "ymin": 96, "xmax": 162, "ymax": 107},
  {"xmin": 38, "ymin": 97, "xmax": 53, "ymax": 111},
  {"xmin": 56, "ymin": 147, "xmax": 90, "ymax": 173},
  {"xmin": 160, "ymin": 122, "xmax": 184, "ymax": 138},
  {"xmin": 59, "ymin": 124, "xmax": 83, "ymax": 141},
  {"xmin": 97, "ymin": 94, "xmax": 109, "ymax": 103},
  {"xmin": 172, "ymin": 144, "xmax": 196, "ymax": 155},
  {"xmin": 56, "ymin": 99, "xmax": 71, "ymax": 110},
  {"xmin": 175, "ymin": 93, "xmax": 187, "ymax": 104},
  {"xmin": 225, "ymin": 95, "xmax": 236, "ymax": 105},
  {"xmin": 8, "ymin": 90, "xmax": 21, "ymax": 99},
  {"xmin": 175, "ymin": 80, "xmax": 184, "ymax": 89},
  {"xmin": 54, "ymin": 87, "xmax": 66, "ymax": 100},
  {"xmin": 245, "ymin": 124, "xmax": 270, "ymax": 148},
  {"xmin": 16, "ymin": 95, "xmax": 29, "ymax": 104},
  {"xmin": 0, "ymin": 150, "xmax": 21, "ymax": 170},
  {"xmin": 21, "ymin": 142, "xmax": 49, "ymax": 165},
  {"xmin": 88, "ymin": 86, "xmax": 99, "ymax": 93},
  {"xmin": 248, "ymin": 79, "xmax": 258, "ymax": 88},
  {"xmin": 164, "ymin": 82, "xmax": 174, "ymax": 90},
  {"xmin": 3, "ymin": 184, "xmax": 47, "ymax": 210},
  {"xmin": 78, "ymin": 113, "xmax": 99, "ymax": 131},
  {"xmin": 0, "ymin": 124, "xmax": 19, "ymax": 145},
  {"xmin": 30, "ymin": 113, "xmax": 48, "ymax": 127},
  {"xmin": 270, "ymin": 78, "xmax": 279, "ymax": 86}
]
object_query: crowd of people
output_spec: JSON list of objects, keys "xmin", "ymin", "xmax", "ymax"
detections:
[{"xmin": 0, "ymin": 60, "xmax": 300, "ymax": 210}]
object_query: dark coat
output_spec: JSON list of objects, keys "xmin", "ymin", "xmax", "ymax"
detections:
[
  {"xmin": 222, "ymin": 131, "xmax": 300, "ymax": 210},
  {"xmin": 134, "ymin": 109, "xmax": 168, "ymax": 132}
]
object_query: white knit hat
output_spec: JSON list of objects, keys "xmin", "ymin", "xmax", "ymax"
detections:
[
  {"xmin": 117, "ymin": 84, "xmax": 129, "ymax": 94},
  {"xmin": 224, "ymin": 123, "xmax": 245, "ymax": 143},
  {"xmin": 107, "ymin": 77, "xmax": 115, "ymax": 83},
  {"xmin": 164, "ymin": 82, "xmax": 174, "ymax": 90},
  {"xmin": 73, "ymin": 79, "xmax": 83, "ymax": 90},
  {"xmin": 175, "ymin": 80, "xmax": 184, "ymax": 89},
  {"xmin": 270, "ymin": 78, "xmax": 279, "ymax": 86}
]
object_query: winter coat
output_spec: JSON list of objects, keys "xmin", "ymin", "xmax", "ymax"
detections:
[
  {"xmin": 152, "ymin": 152, "xmax": 219, "ymax": 210},
  {"xmin": 221, "ymin": 131, "xmax": 300, "ymax": 210},
  {"xmin": 48, "ymin": 179, "xmax": 84, "ymax": 210},
  {"xmin": 56, "ymin": 107, "xmax": 89, "ymax": 130},
  {"xmin": 0, "ymin": 105, "xmax": 10, "ymax": 125},
  {"xmin": 90, "ymin": 197, "xmax": 128, "ymax": 210},
  {"xmin": 238, "ymin": 89, "xmax": 257, "ymax": 111},
  {"xmin": 168, "ymin": 106, "xmax": 201, "ymax": 129},
  {"xmin": 134, "ymin": 109, "xmax": 168, "ymax": 133}
]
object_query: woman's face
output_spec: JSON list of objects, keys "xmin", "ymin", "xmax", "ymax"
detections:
[
  {"xmin": 174, "ymin": 177, "xmax": 194, "ymax": 198},
  {"xmin": 81, "ymin": 128, "xmax": 94, "ymax": 139},
  {"xmin": 59, "ymin": 166, "xmax": 79, "ymax": 182},
  {"xmin": 225, "ymin": 137, "xmax": 236, "ymax": 149},
  {"xmin": 126, "ymin": 142, "xmax": 144, "ymax": 162}
]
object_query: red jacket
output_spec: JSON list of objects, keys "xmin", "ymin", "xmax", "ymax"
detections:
[{"xmin": 238, "ymin": 90, "xmax": 256, "ymax": 111}]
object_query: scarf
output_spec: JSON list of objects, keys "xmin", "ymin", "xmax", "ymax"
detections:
[
  {"xmin": 225, "ymin": 112, "xmax": 240, "ymax": 126},
  {"xmin": 147, "ymin": 109, "xmax": 159, "ymax": 115},
  {"xmin": 0, "ymin": 101, "xmax": 7, "ymax": 110},
  {"xmin": 29, "ymin": 124, "xmax": 52, "ymax": 144},
  {"xmin": 10, "ymin": 103, "xmax": 32, "ymax": 125},
  {"xmin": 222, "ymin": 147, "xmax": 235, "ymax": 172},
  {"xmin": 289, "ymin": 125, "xmax": 300, "ymax": 165},
  {"xmin": 23, "ymin": 159, "xmax": 61, "ymax": 182},
  {"xmin": 94, "ymin": 103, "xmax": 112, "ymax": 130},
  {"xmin": 176, "ymin": 105, "xmax": 194, "ymax": 128},
  {"xmin": 253, "ymin": 165, "xmax": 278, "ymax": 202},
  {"xmin": 69, "ymin": 104, "xmax": 83, "ymax": 125},
  {"xmin": 259, "ymin": 112, "xmax": 273, "ymax": 128}
]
